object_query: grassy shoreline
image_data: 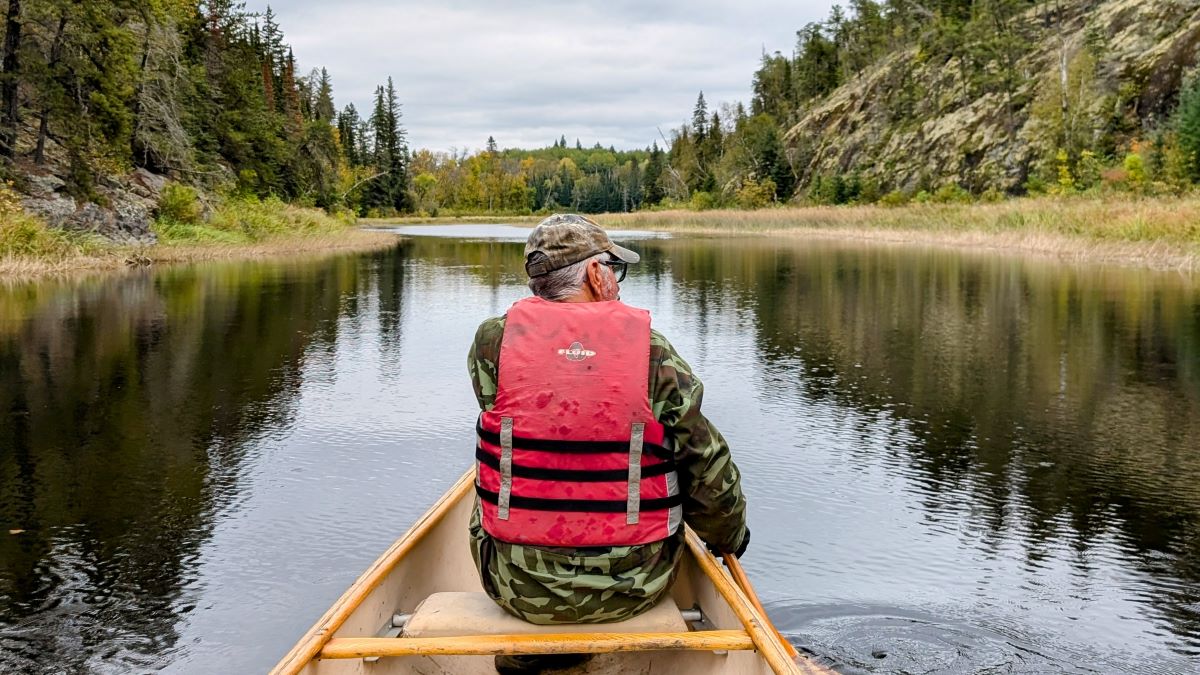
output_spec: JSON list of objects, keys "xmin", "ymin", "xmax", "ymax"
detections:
[
  {"xmin": 371, "ymin": 197, "xmax": 1200, "ymax": 271},
  {"xmin": 0, "ymin": 229, "xmax": 398, "ymax": 281},
  {"xmin": 2, "ymin": 192, "xmax": 401, "ymax": 281},
  {"xmin": 7, "ymin": 196, "xmax": 1199, "ymax": 279}
]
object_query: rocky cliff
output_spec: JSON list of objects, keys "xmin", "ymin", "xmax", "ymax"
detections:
[
  {"xmin": 783, "ymin": 0, "xmax": 1200, "ymax": 195},
  {"xmin": 18, "ymin": 165, "xmax": 166, "ymax": 245}
]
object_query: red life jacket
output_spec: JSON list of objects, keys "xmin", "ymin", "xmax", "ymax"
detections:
[{"xmin": 476, "ymin": 297, "xmax": 681, "ymax": 547}]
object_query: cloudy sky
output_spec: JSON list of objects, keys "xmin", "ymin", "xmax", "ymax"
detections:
[{"xmin": 253, "ymin": 1, "xmax": 838, "ymax": 154}]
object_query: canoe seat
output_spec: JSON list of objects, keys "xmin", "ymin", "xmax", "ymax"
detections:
[{"xmin": 402, "ymin": 592, "xmax": 688, "ymax": 638}]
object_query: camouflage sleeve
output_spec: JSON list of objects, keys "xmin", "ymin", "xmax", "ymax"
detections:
[
  {"xmin": 649, "ymin": 330, "xmax": 749, "ymax": 554},
  {"xmin": 468, "ymin": 316, "xmax": 506, "ymax": 412}
]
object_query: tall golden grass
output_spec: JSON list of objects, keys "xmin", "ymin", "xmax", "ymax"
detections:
[
  {"xmin": 598, "ymin": 197, "xmax": 1200, "ymax": 270},
  {"xmin": 0, "ymin": 229, "xmax": 396, "ymax": 281}
]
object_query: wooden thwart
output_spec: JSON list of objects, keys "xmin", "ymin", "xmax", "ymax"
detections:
[{"xmin": 319, "ymin": 630, "xmax": 756, "ymax": 659}]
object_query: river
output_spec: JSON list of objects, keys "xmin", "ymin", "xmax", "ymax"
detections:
[{"xmin": 1, "ymin": 225, "xmax": 1198, "ymax": 674}]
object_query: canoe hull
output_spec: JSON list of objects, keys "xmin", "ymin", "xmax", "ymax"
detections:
[{"xmin": 274, "ymin": 471, "xmax": 825, "ymax": 675}]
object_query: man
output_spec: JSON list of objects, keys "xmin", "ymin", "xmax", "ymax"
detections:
[{"xmin": 467, "ymin": 213, "xmax": 749, "ymax": 674}]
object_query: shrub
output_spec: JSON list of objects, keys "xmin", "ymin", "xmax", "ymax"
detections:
[
  {"xmin": 689, "ymin": 191, "xmax": 718, "ymax": 211},
  {"xmin": 157, "ymin": 183, "xmax": 203, "ymax": 225},
  {"xmin": 1124, "ymin": 153, "xmax": 1147, "ymax": 191},
  {"xmin": 878, "ymin": 190, "xmax": 909, "ymax": 207},
  {"xmin": 735, "ymin": 178, "xmax": 776, "ymax": 209},
  {"xmin": 980, "ymin": 187, "xmax": 1006, "ymax": 203},
  {"xmin": 1054, "ymin": 149, "xmax": 1075, "ymax": 194},
  {"xmin": 1023, "ymin": 175, "xmax": 1048, "ymax": 195},
  {"xmin": 0, "ymin": 182, "xmax": 84, "ymax": 259},
  {"xmin": 857, "ymin": 177, "xmax": 882, "ymax": 204},
  {"xmin": 1075, "ymin": 150, "xmax": 1103, "ymax": 191},
  {"xmin": 912, "ymin": 190, "xmax": 932, "ymax": 204},
  {"xmin": 932, "ymin": 184, "xmax": 972, "ymax": 204},
  {"xmin": 154, "ymin": 194, "xmax": 352, "ymax": 244}
]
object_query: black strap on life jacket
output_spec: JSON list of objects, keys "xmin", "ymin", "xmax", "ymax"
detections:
[
  {"xmin": 475, "ymin": 446, "xmax": 675, "ymax": 482},
  {"xmin": 475, "ymin": 485, "xmax": 683, "ymax": 513},
  {"xmin": 476, "ymin": 419, "xmax": 674, "ymax": 462}
]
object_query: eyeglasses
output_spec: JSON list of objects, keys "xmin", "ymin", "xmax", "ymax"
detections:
[{"xmin": 600, "ymin": 259, "xmax": 628, "ymax": 282}]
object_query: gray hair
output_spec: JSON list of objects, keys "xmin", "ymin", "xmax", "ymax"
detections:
[{"xmin": 528, "ymin": 252, "xmax": 607, "ymax": 301}]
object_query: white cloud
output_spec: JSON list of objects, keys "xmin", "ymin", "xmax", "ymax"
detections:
[{"xmin": 252, "ymin": 1, "xmax": 838, "ymax": 152}]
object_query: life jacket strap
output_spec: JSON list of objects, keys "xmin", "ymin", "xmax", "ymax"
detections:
[
  {"xmin": 627, "ymin": 423, "xmax": 644, "ymax": 525},
  {"xmin": 477, "ymin": 419, "xmax": 673, "ymax": 461},
  {"xmin": 475, "ymin": 447, "xmax": 675, "ymax": 481},
  {"xmin": 476, "ymin": 485, "xmax": 684, "ymax": 513},
  {"xmin": 498, "ymin": 417, "xmax": 514, "ymax": 521}
]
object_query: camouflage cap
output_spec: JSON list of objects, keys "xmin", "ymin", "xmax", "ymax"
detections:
[{"xmin": 524, "ymin": 214, "xmax": 641, "ymax": 278}]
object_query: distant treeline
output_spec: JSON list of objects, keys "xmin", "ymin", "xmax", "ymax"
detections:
[
  {"xmin": 0, "ymin": 1, "xmax": 408, "ymax": 214},
  {"xmin": 406, "ymin": 102, "xmax": 793, "ymax": 217}
]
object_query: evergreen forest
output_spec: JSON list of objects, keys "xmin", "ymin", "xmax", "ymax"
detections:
[
  {"xmin": 0, "ymin": 0, "xmax": 408, "ymax": 215},
  {"xmin": 2, "ymin": 0, "xmax": 1199, "ymax": 222}
]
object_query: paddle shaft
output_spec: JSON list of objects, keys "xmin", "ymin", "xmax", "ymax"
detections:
[{"xmin": 724, "ymin": 553, "xmax": 800, "ymax": 660}]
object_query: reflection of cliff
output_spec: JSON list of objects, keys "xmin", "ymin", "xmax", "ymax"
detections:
[
  {"xmin": 0, "ymin": 255, "xmax": 384, "ymax": 671},
  {"xmin": 661, "ymin": 238, "xmax": 1200, "ymax": 639}
]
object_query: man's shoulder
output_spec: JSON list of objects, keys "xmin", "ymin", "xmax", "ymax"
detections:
[
  {"xmin": 474, "ymin": 315, "xmax": 507, "ymax": 340},
  {"xmin": 649, "ymin": 328, "xmax": 680, "ymax": 357}
]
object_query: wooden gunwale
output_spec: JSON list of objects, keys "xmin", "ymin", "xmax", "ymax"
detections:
[
  {"xmin": 273, "ymin": 467, "xmax": 830, "ymax": 675},
  {"xmin": 683, "ymin": 530, "xmax": 809, "ymax": 675},
  {"xmin": 318, "ymin": 631, "xmax": 756, "ymax": 658},
  {"xmin": 269, "ymin": 470, "xmax": 476, "ymax": 675},
  {"xmin": 725, "ymin": 553, "xmax": 801, "ymax": 660}
]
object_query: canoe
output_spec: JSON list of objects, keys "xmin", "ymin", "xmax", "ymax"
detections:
[{"xmin": 271, "ymin": 469, "xmax": 834, "ymax": 675}]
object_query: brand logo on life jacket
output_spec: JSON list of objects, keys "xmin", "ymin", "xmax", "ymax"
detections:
[{"xmin": 558, "ymin": 341, "xmax": 596, "ymax": 361}]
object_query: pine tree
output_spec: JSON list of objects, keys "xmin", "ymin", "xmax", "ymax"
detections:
[
  {"xmin": 1177, "ymin": 75, "xmax": 1200, "ymax": 183},
  {"xmin": 0, "ymin": 0, "xmax": 22, "ymax": 161},
  {"xmin": 261, "ymin": 6, "xmax": 286, "ymax": 76},
  {"xmin": 363, "ymin": 77, "xmax": 410, "ymax": 213},
  {"xmin": 691, "ymin": 91, "xmax": 708, "ymax": 141},
  {"xmin": 338, "ymin": 103, "xmax": 360, "ymax": 165},
  {"xmin": 314, "ymin": 67, "xmax": 334, "ymax": 122},
  {"xmin": 282, "ymin": 47, "xmax": 302, "ymax": 135},
  {"xmin": 643, "ymin": 142, "xmax": 665, "ymax": 205}
]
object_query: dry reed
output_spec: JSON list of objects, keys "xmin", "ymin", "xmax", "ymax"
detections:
[
  {"xmin": 0, "ymin": 229, "xmax": 397, "ymax": 282},
  {"xmin": 598, "ymin": 197, "xmax": 1200, "ymax": 270}
]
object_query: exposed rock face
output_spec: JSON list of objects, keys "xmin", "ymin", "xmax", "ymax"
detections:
[
  {"xmin": 20, "ymin": 168, "xmax": 165, "ymax": 245},
  {"xmin": 783, "ymin": 0, "xmax": 1200, "ymax": 195}
]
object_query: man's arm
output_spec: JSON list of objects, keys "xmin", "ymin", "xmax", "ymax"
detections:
[
  {"xmin": 468, "ymin": 316, "xmax": 505, "ymax": 412},
  {"xmin": 649, "ymin": 331, "xmax": 749, "ymax": 555}
]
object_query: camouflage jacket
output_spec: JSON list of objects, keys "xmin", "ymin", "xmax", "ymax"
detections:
[{"xmin": 467, "ymin": 314, "xmax": 748, "ymax": 624}]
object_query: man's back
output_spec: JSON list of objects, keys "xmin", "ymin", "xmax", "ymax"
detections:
[
  {"xmin": 466, "ymin": 214, "xmax": 748, "ymax": 634},
  {"xmin": 468, "ymin": 312, "xmax": 748, "ymax": 624}
]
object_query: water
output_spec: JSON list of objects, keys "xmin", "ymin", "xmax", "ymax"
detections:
[{"xmin": 1, "ymin": 227, "xmax": 1198, "ymax": 674}]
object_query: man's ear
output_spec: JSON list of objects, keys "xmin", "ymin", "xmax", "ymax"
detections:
[{"xmin": 583, "ymin": 259, "xmax": 606, "ymax": 300}]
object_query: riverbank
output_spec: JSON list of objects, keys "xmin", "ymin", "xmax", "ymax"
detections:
[
  {"xmin": 371, "ymin": 197, "xmax": 1200, "ymax": 270},
  {"xmin": 1, "ymin": 196, "xmax": 398, "ymax": 281},
  {"xmin": 0, "ymin": 229, "xmax": 398, "ymax": 280}
]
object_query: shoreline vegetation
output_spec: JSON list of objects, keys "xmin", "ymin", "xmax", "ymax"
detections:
[
  {"xmin": 5, "ymin": 193, "xmax": 1198, "ymax": 281},
  {"xmin": 1, "ymin": 190, "xmax": 397, "ymax": 281},
  {"xmin": 370, "ymin": 196, "xmax": 1200, "ymax": 271}
]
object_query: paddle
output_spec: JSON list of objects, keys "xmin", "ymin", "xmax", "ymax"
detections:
[{"xmin": 723, "ymin": 553, "xmax": 801, "ymax": 661}]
